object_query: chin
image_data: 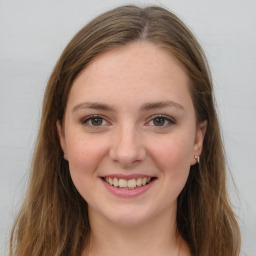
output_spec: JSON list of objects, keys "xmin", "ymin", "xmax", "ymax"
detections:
[
  {"xmin": 90, "ymin": 204, "xmax": 151, "ymax": 227},
  {"xmin": 108, "ymin": 214, "xmax": 148, "ymax": 227}
]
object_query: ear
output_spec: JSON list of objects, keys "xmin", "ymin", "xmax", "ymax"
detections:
[
  {"xmin": 191, "ymin": 120, "xmax": 207, "ymax": 165},
  {"xmin": 56, "ymin": 120, "xmax": 68, "ymax": 160}
]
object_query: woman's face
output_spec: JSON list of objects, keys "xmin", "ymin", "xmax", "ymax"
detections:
[{"xmin": 58, "ymin": 42, "xmax": 206, "ymax": 226}]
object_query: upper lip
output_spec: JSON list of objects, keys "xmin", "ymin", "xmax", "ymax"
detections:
[{"xmin": 101, "ymin": 174, "xmax": 155, "ymax": 179}]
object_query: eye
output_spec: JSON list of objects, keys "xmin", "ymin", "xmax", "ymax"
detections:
[
  {"xmin": 152, "ymin": 117, "xmax": 166, "ymax": 126},
  {"xmin": 147, "ymin": 115, "xmax": 175, "ymax": 128},
  {"xmin": 81, "ymin": 115, "xmax": 108, "ymax": 127}
]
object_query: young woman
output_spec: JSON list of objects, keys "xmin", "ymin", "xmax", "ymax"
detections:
[{"xmin": 10, "ymin": 5, "xmax": 241, "ymax": 256}]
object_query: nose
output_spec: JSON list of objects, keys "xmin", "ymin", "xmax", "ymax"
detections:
[{"xmin": 109, "ymin": 124, "xmax": 146, "ymax": 168}]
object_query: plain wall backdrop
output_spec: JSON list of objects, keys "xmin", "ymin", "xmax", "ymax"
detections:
[{"xmin": 0, "ymin": 0, "xmax": 255, "ymax": 255}]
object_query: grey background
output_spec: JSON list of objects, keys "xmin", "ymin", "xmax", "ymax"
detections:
[{"xmin": 0, "ymin": 0, "xmax": 255, "ymax": 255}]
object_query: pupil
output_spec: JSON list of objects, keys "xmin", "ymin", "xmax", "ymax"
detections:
[
  {"xmin": 92, "ymin": 118, "xmax": 102, "ymax": 126},
  {"xmin": 153, "ymin": 118, "xmax": 165, "ymax": 126}
]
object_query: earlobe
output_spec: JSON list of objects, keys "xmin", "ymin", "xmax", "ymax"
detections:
[
  {"xmin": 191, "ymin": 120, "xmax": 207, "ymax": 165},
  {"xmin": 56, "ymin": 120, "xmax": 67, "ymax": 158}
]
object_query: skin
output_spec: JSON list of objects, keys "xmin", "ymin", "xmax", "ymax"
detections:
[{"xmin": 57, "ymin": 42, "xmax": 206, "ymax": 256}]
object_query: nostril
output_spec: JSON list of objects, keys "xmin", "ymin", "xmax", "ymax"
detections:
[{"xmin": 109, "ymin": 133, "xmax": 146, "ymax": 167}]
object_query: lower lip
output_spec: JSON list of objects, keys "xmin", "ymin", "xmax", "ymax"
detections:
[{"xmin": 101, "ymin": 178, "xmax": 156, "ymax": 198}]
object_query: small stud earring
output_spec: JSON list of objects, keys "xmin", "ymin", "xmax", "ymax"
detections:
[{"xmin": 194, "ymin": 155, "xmax": 200, "ymax": 164}]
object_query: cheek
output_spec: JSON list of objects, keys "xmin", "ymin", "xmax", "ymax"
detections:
[
  {"xmin": 66, "ymin": 132, "xmax": 106, "ymax": 167},
  {"xmin": 150, "ymin": 134, "xmax": 194, "ymax": 170},
  {"xmin": 65, "ymin": 135, "xmax": 110, "ymax": 205},
  {"xmin": 148, "ymin": 133, "xmax": 194, "ymax": 196},
  {"xmin": 65, "ymin": 134, "xmax": 108, "ymax": 189},
  {"xmin": 152, "ymin": 135, "xmax": 194, "ymax": 201}
]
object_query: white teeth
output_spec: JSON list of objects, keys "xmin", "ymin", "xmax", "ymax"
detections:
[
  {"xmin": 128, "ymin": 179, "xmax": 136, "ymax": 188},
  {"xmin": 136, "ymin": 178, "xmax": 142, "ymax": 186},
  {"xmin": 105, "ymin": 177, "xmax": 152, "ymax": 189},
  {"xmin": 113, "ymin": 178, "xmax": 118, "ymax": 187},
  {"xmin": 118, "ymin": 179, "xmax": 127, "ymax": 188}
]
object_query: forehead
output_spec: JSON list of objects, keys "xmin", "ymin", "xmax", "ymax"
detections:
[{"xmin": 68, "ymin": 42, "xmax": 192, "ymax": 110}]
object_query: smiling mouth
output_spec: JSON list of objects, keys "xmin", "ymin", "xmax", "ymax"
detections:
[{"xmin": 103, "ymin": 177, "xmax": 156, "ymax": 190}]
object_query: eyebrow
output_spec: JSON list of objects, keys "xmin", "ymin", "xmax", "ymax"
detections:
[
  {"xmin": 140, "ymin": 101, "xmax": 184, "ymax": 111},
  {"xmin": 72, "ymin": 102, "xmax": 115, "ymax": 112},
  {"xmin": 72, "ymin": 100, "xmax": 184, "ymax": 112}
]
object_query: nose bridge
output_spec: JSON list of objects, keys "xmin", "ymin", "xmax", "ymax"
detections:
[{"xmin": 109, "ymin": 121, "xmax": 145, "ymax": 167}]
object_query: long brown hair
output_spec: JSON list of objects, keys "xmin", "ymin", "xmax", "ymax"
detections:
[{"xmin": 10, "ymin": 5, "xmax": 240, "ymax": 256}]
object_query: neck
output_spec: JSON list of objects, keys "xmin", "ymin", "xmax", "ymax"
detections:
[{"xmin": 84, "ymin": 206, "xmax": 189, "ymax": 256}]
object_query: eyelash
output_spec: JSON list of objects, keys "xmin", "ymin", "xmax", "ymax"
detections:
[
  {"xmin": 81, "ymin": 114, "xmax": 176, "ymax": 129},
  {"xmin": 146, "ymin": 115, "xmax": 176, "ymax": 128},
  {"xmin": 81, "ymin": 115, "xmax": 109, "ymax": 127}
]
